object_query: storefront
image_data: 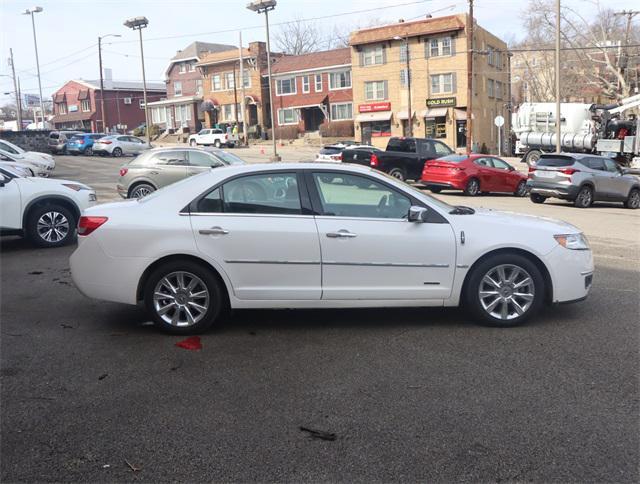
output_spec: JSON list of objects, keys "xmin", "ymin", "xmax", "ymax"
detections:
[
  {"xmin": 356, "ymin": 102, "xmax": 392, "ymax": 147},
  {"xmin": 423, "ymin": 97, "xmax": 467, "ymax": 150}
]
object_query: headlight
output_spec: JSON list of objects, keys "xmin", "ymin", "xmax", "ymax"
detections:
[
  {"xmin": 63, "ymin": 183, "xmax": 91, "ymax": 192},
  {"xmin": 554, "ymin": 233, "xmax": 590, "ymax": 250}
]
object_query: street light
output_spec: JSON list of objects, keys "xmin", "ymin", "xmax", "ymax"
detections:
[
  {"xmin": 98, "ymin": 34, "xmax": 121, "ymax": 133},
  {"xmin": 123, "ymin": 16, "xmax": 151, "ymax": 145},
  {"xmin": 246, "ymin": 0, "xmax": 280, "ymax": 161},
  {"xmin": 22, "ymin": 6, "xmax": 46, "ymax": 129},
  {"xmin": 394, "ymin": 34, "xmax": 412, "ymax": 137}
]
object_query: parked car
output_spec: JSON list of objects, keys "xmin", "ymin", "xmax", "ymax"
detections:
[
  {"xmin": 67, "ymin": 133, "xmax": 106, "ymax": 156},
  {"xmin": 71, "ymin": 162, "xmax": 593, "ymax": 335},
  {"xmin": 0, "ymin": 150, "xmax": 50, "ymax": 177},
  {"xmin": 48, "ymin": 130, "xmax": 83, "ymax": 154},
  {"xmin": 316, "ymin": 143, "xmax": 379, "ymax": 162},
  {"xmin": 347, "ymin": 137, "xmax": 454, "ymax": 181},
  {"xmin": 420, "ymin": 154, "xmax": 529, "ymax": 196},
  {"xmin": 0, "ymin": 155, "xmax": 37, "ymax": 177},
  {"xmin": 341, "ymin": 145, "xmax": 384, "ymax": 165},
  {"xmin": 528, "ymin": 153, "xmax": 640, "ymax": 209},
  {"xmin": 117, "ymin": 147, "xmax": 245, "ymax": 199},
  {"xmin": 0, "ymin": 165, "xmax": 96, "ymax": 247},
  {"xmin": 92, "ymin": 135, "xmax": 150, "ymax": 157},
  {"xmin": 0, "ymin": 139, "xmax": 55, "ymax": 176},
  {"xmin": 188, "ymin": 128, "xmax": 238, "ymax": 148}
]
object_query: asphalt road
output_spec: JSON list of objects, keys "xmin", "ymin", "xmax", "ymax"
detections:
[{"xmin": 1, "ymin": 151, "xmax": 639, "ymax": 482}]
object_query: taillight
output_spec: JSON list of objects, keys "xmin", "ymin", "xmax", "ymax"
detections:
[
  {"xmin": 561, "ymin": 168, "xmax": 580, "ymax": 175},
  {"xmin": 78, "ymin": 139, "xmax": 85, "ymax": 144},
  {"xmin": 77, "ymin": 216, "xmax": 108, "ymax": 236},
  {"xmin": 370, "ymin": 154, "xmax": 379, "ymax": 167},
  {"xmin": 102, "ymin": 140, "xmax": 112, "ymax": 145},
  {"xmin": 225, "ymin": 134, "xmax": 228, "ymax": 140},
  {"xmin": 528, "ymin": 166, "xmax": 536, "ymax": 173},
  {"xmin": 119, "ymin": 168, "xmax": 128, "ymax": 177}
]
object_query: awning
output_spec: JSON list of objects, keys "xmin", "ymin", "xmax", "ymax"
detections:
[
  {"xmin": 422, "ymin": 107, "xmax": 448, "ymax": 118},
  {"xmin": 454, "ymin": 108, "xmax": 467, "ymax": 120},
  {"xmin": 356, "ymin": 111, "xmax": 393, "ymax": 122},
  {"xmin": 396, "ymin": 110, "xmax": 415, "ymax": 120},
  {"xmin": 244, "ymin": 94, "xmax": 260, "ymax": 104},
  {"xmin": 53, "ymin": 93, "xmax": 66, "ymax": 103},
  {"xmin": 51, "ymin": 112, "xmax": 94, "ymax": 123},
  {"xmin": 77, "ymin": 90, "xmax": 89, "ymax": 101}
]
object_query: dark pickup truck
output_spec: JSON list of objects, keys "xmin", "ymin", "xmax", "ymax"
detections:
[{"xmin": 344, "ymin": 137, "xmax": 454, "ymax": 181}]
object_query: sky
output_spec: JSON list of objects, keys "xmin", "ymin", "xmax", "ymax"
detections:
[{"xmin": 1, "ymin": 0, "xmax": 638, "ymax": 106}]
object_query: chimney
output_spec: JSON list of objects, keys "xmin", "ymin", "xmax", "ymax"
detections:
[{"xmin": 103, "ymin": 68, "xmax": 113, "ymax": 89}]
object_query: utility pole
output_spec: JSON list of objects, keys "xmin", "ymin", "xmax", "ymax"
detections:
[
  {"xmin": 98, "ymin": 37, "xmax": 106, "ymax": 132},
  {"xmin": 555, "ymin": 0, "xmax": 561, "ymax": 153},
  {"xmin": 23, "ymin": 7, "xmax": 46, "ymax": 129},
  {"xmin": 232, "ymin": 63, "xmax": 239, "ymax": 129},
  {"xmin": 8, "ymin": 49, "xmax": 23, "ymax": 129},
  {"xmin": 614, "ymin": 10, "xmax": 639, "ymax": 91},
  {"xmin": 239, "ymin": 31, "xmax": 248, "ymax": 146},
  {"xmin": 466, "ymin": 0, "xmax": 474, "ymax": 154}
]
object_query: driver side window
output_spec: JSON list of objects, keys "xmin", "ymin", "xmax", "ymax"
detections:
[
  {"xmin": 312, "ymin": 173, "xmax": 411, "ymax": 219},
  {"xmin": 603, "ymin": 159, "xmax": 619, "ymax": 173}
]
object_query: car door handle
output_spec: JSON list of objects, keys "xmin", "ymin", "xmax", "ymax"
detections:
[
  {"xmin": 199, "ymin": 226, "xmax": 229, "ymax": 235},
  {"xmin": 326, "ymin": 230, "xmax": 357, "ymax": 238}
]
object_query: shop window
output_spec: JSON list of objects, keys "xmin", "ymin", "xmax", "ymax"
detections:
[
  {"xmin": 425, "ymin": 117, "xmax": 447, "ymax": 139},
  {"xmin": 369, "ymin": 120, "xmax": 391, "ymax": 137}
]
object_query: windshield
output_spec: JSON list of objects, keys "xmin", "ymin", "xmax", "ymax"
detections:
[
  {"xmin": 214, "ymin": 151, "xmax": 244, "ymax": 165},
  {"xmin": 0, "ymin": 141, "xmax": 21, "ymax": 155}
]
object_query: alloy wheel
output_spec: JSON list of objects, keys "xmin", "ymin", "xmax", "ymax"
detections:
[
  {"xmin": 478, "ymin": 264, "xmax": 535, "ymax": 321},
  {"xmin": 466, "ymin": 179, "xmax": 480, "ymax": 196},
  {"xmin": 37, "ymin": 211, "xmax": 70, "ymax": 244},
  {"xmin": 627, "ymin": 190, "xmax": 640, "ymax": 209},
  {"xmin": 515, "ymin": 181, "xmax": 528, "ymax": 197},
  {"xmin": 389, "ymin": 168, "xmax": 405, "ymax": 180},
  {"xmin": 575, "ymin": 187, "xmax": 593, "ymax": 208},
  {"xmin": 153, "ymin": 271, "xmax": 210, "ymax": 327},
  {"xmin": 131, "ymin": 185, "xmax": 154, "ymax": 199}
]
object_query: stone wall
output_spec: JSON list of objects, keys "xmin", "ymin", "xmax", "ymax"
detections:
[{"xmin": 0, "ymin": 130, "xmax": 52, "ymax": 153}]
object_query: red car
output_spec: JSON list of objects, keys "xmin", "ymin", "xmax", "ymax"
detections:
[{"xmin": 421, "ymin": 154, "xmax": 528, "ymax": 196}]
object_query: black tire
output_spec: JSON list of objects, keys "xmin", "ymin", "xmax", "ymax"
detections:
[
  {"xmin": 464, "ymin": 253, "xmax": 545, "ymax": 327},
  {"xmin": 143, "ymin": 259, "xmax": 224, "ymax": 334},
  {"xmin": 26, "ymin": 203, "xmax": 77, "ymax": 248},
  {"xmin": 464, "ymin": 178, "xmax": 480, "ymax": 196},
  {"xmin": 190, "ymin": 139, "xmax": 197, "ymax": 147},
  {"xmin": 573, "ymin": 185, "xmax": 593, "ymax": 208},
  {"xmin": 514, "ymin": 180, "xmax": 528, "ymax": 197},
  {"xmin": 430, "ymin": 187, "xmax": 442, "ymax": 194},
  {"xmin": 129, "ymin": 183, "xmax": 156, "ymax": 199},
  {"xmin": 85, "ymin": 147, "xmax": 93, "ymax": 156},
  {"xmin": 214, "ymin": 139, "xmax": 221, "ymax": 148},
  {"xmin": 112, "ymin": 147, "xmax": 123, "ymax": 157},
  {"xmin": 624, "ymin": 188, "xmax": 640, "ymax": 209},
  {"xmin": 387, "ymin": 166, "xmax": 406, "ymax": 181},
  {"xmin": 530, "ymin": 193, "xmax": 546, "ymax": 204},
  {"xmin": 524, "ymin": 149, "xmax": 542, "ymax": 167}
]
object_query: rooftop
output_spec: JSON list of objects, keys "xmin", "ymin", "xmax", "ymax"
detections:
[
  {"xmin": 73, "ymin": 79, "xmax": 166, "ymax": 92},
  {"xmin": 171, "ymin": 41, "xmax": 236, "ymax": 62},
  {"xmin": 270, "ymin": 48, "xmax": 351, "ymax": 75},
  {"xmin": 349, "ymin": 14, "xmax": 466, "ymax": 46}
]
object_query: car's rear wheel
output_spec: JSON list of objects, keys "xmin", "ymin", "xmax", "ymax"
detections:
[
  {"xmin": 514, "ymin": 180, "xmax": 528, "ymax": 197},
  {"xmin": 465, "ymin": 254, "xmax": 544, "ymax": 327},
  {"xmin": 190, "ymin": 139, "xmax": 197, "ymax": 147},
  {"xmin": 464, "ymin": 178, "xmax": 480, "ymax": 196},
  {"xmin": 430, "ymin": 187, "xmax": 442, "ymax": 193},
  {"xmin": 530, "ymin": 193, "xmax": 546, "ymax": 204},
  {"xmin": 129, "ymin": 183, "xmax": 155, "ymax": 199},
  {"xmin": 214, "ymin": 140, "xmax": 221, "ymax": 148},
  {"xmin": 144, "ymin": 260, "xmax": 223, "ymax": 334},
  {"xmin": 574, "ymin": 185, "xmax": 593, "ymax": 208},
  {"xmin": 387, "ymin": 167, "xmax": 406, "ymax": 181},
  {"xmin": 112, "ymin": 147, "xmax": 123, "ymax": 157},
  {"xmin": 26, "ymin": 204, "xmax": 76, "ymax": 248},
  {"xmin": 624, "ymin": 188, "xmax": 640, "ymax": 209},
  {"xmin": 85, "ymin": 147, "xmax": 93, "ymax": 156}
]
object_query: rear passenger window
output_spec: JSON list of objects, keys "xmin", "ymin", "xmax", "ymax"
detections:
[
  {"xmin": 587, "ymin": 158, "xmax": 606, "ymax": 171},
  {"xmin": 223, "ymin": 173, "xmax": 301, "ymax": 215},
  {"xmin": 197, "ymin": 187, "xmax": 222, "ymax": 213},
  {"xmin": 155, "ymin": 151, "xmax": 187, "ymax": 165}
]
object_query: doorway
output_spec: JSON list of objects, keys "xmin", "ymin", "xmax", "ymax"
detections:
[{"xmin": 302, "ymin": 107, "xmax": 324, "ymax": 132}]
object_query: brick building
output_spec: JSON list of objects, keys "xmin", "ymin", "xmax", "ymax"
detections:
[
  {"xmin": 147, "ymin": 41, "xmax": 235, "ymax": 133},
  {"xmin": 50, "ymin": 74, "xmax": 165, "ymax": 133},
  {"xmin": 196, "ymin": 42, "xmax": 283, "ymax": 137},
  {"xmin": 269, "ymin": 48, "xmax": 353, "ymax": 134},
  {"xmin": 350, "ymin": 14, "xmax": 510, "ymax": 153}
]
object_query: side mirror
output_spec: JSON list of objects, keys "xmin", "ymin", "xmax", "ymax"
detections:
[
  {"xmin": 408, "ymin": 205, "xmax": 429, "ymax": 223},
  {"xmin": 509, "ymin": 165, "xmax": 515, "ymax": 171}
]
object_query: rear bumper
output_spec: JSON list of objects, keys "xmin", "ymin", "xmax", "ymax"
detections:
[
  {"xmin": 92, "ymin": 147, "xmax": 111, "ymax": 154},
  {"xmin": 527, "ymin": 180, "xmax": 579, "ymax": 199},
  {"xmin": 420, "ymin": 176, "xmax": 466, "ymax": 190},
  {"xmin": 116, "ymin": 184, "xmax": 128, "ymax": 198}
]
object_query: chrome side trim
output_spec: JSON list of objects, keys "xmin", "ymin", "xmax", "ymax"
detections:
[
  {"xmin": 323, "ymin": 261, "xmax": 450, "ymax": 268},
  {"xmin": 181, "ymin": 212, "xmax": 314, "ymax": 219},
  {"xmin": 224, "ymin": 259, "xmax": 320, "ymax": 265},
  {"xmin": 456, "ymin": 264, "xmax": 469, "ymax": 269},
  {"xmin": 580, "ymin": 270, "xmax": 594, "ymax": 276}
]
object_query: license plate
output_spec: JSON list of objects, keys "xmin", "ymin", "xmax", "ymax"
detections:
[{"xmin": 536, "ymin": 170, "xmax": 556, "ymax": 178}]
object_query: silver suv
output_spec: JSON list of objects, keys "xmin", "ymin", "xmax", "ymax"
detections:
[
  {"xmin": 117, "ymin": 147, "xmax": 245, "ymax": 199},
  {"xmin": 528, "ymin": 153, "xmax": 640, "ymax": 209}
]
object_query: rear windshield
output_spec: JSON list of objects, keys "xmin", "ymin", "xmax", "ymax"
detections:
[
  {"xmin": 129, "ymin": 151, "xmax": 156, "ymax": 166},
  {"xmin": 70, "ymin": 135, "xmax": 84, "ymax": 141},
  {"xmin": 437, "ymin": 155, "xmax": 467, "ymax": 163},
  {"xmin": 536, "ymin": 156, "xmax": 575, "ymax": 167},
  {"xmin": 49, "ymin": 133, "xmax": 59, "ymax": 139},
  {"xmin": 319, "ymin": 147, "xmax": 341, "ymax": 155}
]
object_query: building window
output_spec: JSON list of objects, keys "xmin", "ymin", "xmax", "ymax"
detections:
[
  {"xmin": 151, "ymin": 106, "xmax": 167, "ymax": 124},
  {"xmin": 175, "ymin": 104, "xmax": 192, "ymax": 124},
  {"xmin": 495, "ymin": 81, "xmax": 502, "ymax": 100},
  {"xmin": 399, "ymin": 43, "xmax": 409, "ymax": 62},
  {"xmin": 211, "ymin": 74, "xmax": 222, "ymax": 91},
  {"xmin": 330, "ymin": 102, "xmax": 353, "ymax": 121},
  {"xmin": 430, "ymin": 73, "xmax": 455, "ymax": 94},
  {"xmin": 139, "ymin": 99, "xmax": 145, "ymax": 109},
  {"xmin": 329, "ymin": 70, "xmax": 351, "ymax": 89},
  {"xmin": 278, "ymin": 108, "xmax": 298, "ymax": 125},
  {"xmin": 188, "ymin": 62, "xmax": 196, "ymax": 72},
  {"xmin": 81, "ymin": 99, "xmax": 90, "ymax": 112},
  {"xmin": 364, "ymin": 80, "xmax": 387, "ymax": 101},
  {"xmin": 174, "ymin": 81, "xmax": 183, "ymax": 97},
  {"xmin": 196, "ymin": 79, "xmax": 203, "ymax": 96},
  {"xmin": 315, "ymin": 74, "xmax": 322, "ymax": 92},
  {"xmin": 221, "ymin": 103, "xmax": 242, "ymax": 121},
  {"xmin": 242, "ymin": 69, "xmax": 251, "ymax": 88},
  {"xmin": 58, "ymin": 103, "xmax": 67, "ymax": 115},
  {"xmin": 224, "ymin": 72, "xmax": 235, "ymax": 90},
  {"xmin": 276, "ymin": 77, "xmax": 296, "ymax": 95},
  {"xmin": 427, "ymin": 36, "xmax": 453, "ymax": 57},
  {"xmin": 302, "ymin": 75, "xmax": 310, "ymax": 93},
  {"xmin": 487, "ymin": 79, "xmax": 495, "ymax": 98},
  {"xmin": 179, "ymin": 63, "xmax": 186, "ymax": 74},
  {"xmin": 362, "ymin": 45, "xmax": 384, "ymax": 66},
  {"xmin": 400, "ymin": 69, "xmax": 411, "ymax": 88}
]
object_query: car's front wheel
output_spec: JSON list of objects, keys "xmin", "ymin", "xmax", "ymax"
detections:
[
  {"xmin": 144, "ymin": 260, "xmax": 224, "ymax": 334},
  {"xmin": 112, "ymin": 147, "xmax": 123, "ymax": 157},
  {"xmin": 624, "ymin": 188, "xmax": 639, "ymax": 209},
  {"xmin": 85, "ymin": 147, "xmax": 93, "ymax": 156},
  {"xmin": 514, "ymin": 180, "xmax": 528, "ymax": 197},
  {"xmin": 129, "ymin": 183, "xmax": 156, "ymax": 199},
  {"xmin": 430, "ymin": 187, "xmax": 442, "ymax": 193},
  {"xmin": 465, "ymin": 254, "xmax": 544, "ymax": 327},
  {"xmin": 190, "ymin": 139, "xmax": 197, "ymax": 147},
  {"xmin": 26, "ymin": 204, "xmax": 76, "ymax": 248},
  {"xmin": 464, "ymin": 178, "xmax": 480, "ymax": 196},
  {"xmin": 214, "ymin": 140, "xmax": 221, "ymax": 148}
]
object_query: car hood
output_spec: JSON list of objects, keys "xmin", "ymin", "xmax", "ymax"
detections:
[
  {"xmin": 18, "ymin": 177, "xmax": 93, "ymax": 190},
  {"xmin": 466, "ymin": 207, "xmax": 581, "ymax": 234}
]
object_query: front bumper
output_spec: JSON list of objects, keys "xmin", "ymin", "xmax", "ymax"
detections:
[
  {"xmin": 545, "ymin": 244, "xmax": 594, "ymax": 303},
  {"xmin": 527, "ymin": 180, "xmax": 580, "ymax": 200}
]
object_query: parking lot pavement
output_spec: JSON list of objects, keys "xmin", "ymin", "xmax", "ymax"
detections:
[{"xmin": 1, "ymin": 151, "xmax": 639, "ymax": 482}]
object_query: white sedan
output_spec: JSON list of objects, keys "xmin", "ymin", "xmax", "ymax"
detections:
[
  {"xmin": 92, "ymin": 135, "xmax": 150, "ymax": 157},
  {"xmin": 70, "ymin": 163, "xmax": 593, "ymax": 334},
  {"xmin": 0, "ymin": 139, "xmax": 55, "ymax": 176}
]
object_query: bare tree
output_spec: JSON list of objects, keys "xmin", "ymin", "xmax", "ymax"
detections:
[{"xmin": 274, "ymin": 16, "xmax": 324, "ymax": 55}]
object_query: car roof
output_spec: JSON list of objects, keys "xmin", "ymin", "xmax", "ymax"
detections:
[{"xmin": 539, "ymin": 152, "xmax": 598, "ymax": 160}]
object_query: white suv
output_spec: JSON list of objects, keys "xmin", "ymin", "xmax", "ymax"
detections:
[
  {"xmin": 0, "ymin": 165, "xmax": 97, "ymax": 247},
  {"xmin": 188, "ymin": 128, "xmax": 238, "ymax": 148}
]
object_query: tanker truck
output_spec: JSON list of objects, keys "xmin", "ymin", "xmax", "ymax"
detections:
[{"xmin": 512, "ymin": 95, "xmax": 640, "ymax": 166}]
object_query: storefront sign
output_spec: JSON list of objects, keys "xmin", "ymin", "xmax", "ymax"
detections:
[
  {"xmin": 426, "ymin": 97, "xmax": 456, "ymax": 108},
  {"xmin": 359, "ymin": 102, "xmax": 391, "ymax": 113}
]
